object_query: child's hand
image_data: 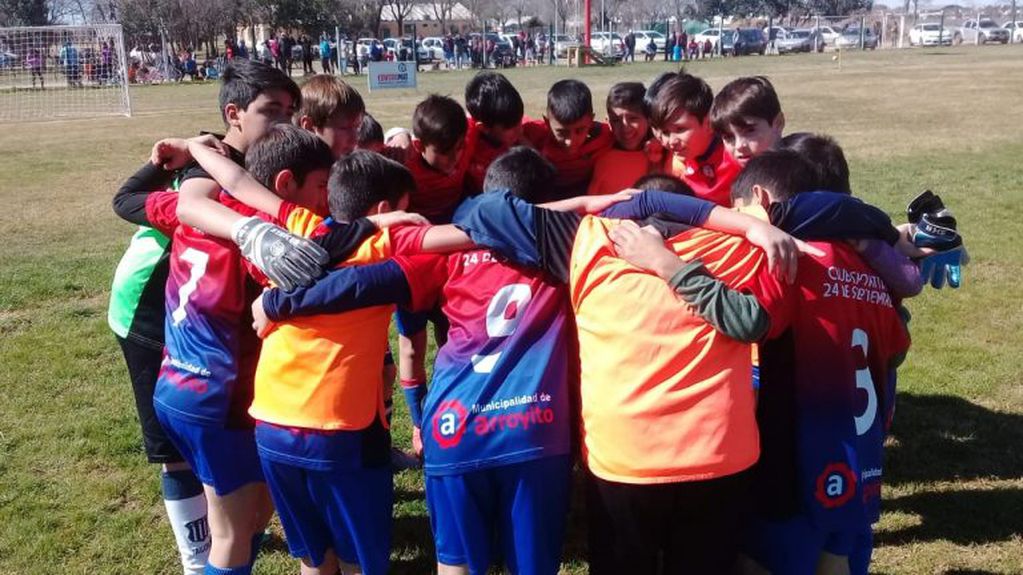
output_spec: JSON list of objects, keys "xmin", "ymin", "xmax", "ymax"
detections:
[
  {"xmin": 582, "ymin": 190, "xmax": 635, "ymax": 214},
  {"xmin": 411, "ymin": 426, "xmax": 424, "ymax": 458},
  {"xmin": 745, "ymin": 221, "xmax": 824, "ymax": 284},
  {"xmin": 643, "ymin": 138, "xmax": 666, "ymax": 165},
  {"xmin": 150, "ymin": 138, "xmax": 191, "ymax": 170},
  {"xmin": 150, "ymin": 135, "xmax": 227, "ymax": 170},
  {"xmin": 609, "ymin": 220, "xmax": 685, "ymax": 279},
  {"xmin": 251, "ymin": 291, "xmax": 274, "ymax": 338},
  {"xmin": 367, "ymin": 210, "xmax": 430, "ymax": 229}
]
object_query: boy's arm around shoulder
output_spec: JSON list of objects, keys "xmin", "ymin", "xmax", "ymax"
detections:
[
  {"xmin": 112, "ymin": 161, "xmax": 177, "ymax": 233},
  {"xmin": 608, "ymin": 220, "xmax": 771, "ymax": 342},
  {"xmin": 770, "ymin": 192, "xmax": 900, "ymax": 245}
]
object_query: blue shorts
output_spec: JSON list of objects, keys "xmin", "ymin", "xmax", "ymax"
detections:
[
  {"xmin": 394, "ymin": 306, "xmax": 449, "ymax": 339},
  {"xmin": 256, "ymin": 422, "xmax": 393, "ymax": 574},
  {"xmin": 426, "ymin": 455, "xmax": 571, "ymax": 575},
  {"xmin": 154, "ymin": 407, "xmax": 263, "ymax": 496},
  {"xmin": 743, "ymin": 513, "xmax": 873, "ymax": 575}
]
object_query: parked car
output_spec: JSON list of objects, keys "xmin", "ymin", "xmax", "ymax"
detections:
[
  {"xmin": 814, "ymin": 25, "xmax": 841, "ymax": 46},
  {"xmin": 553, "ymin": 34, "xmax": 581, "ymax": 57},
  {"xmin": 468, "ymin": 33, "xmax": 517, "ymax": 67},
  {"xmin": 909, "ymin": 23, "xmax": 954, "ymax": 46},
  {"xmin": 776, "ymin": 28, "xmax": 824, "ymax": 53},
  {"xmin": 383, "ymin": 37, "xmax": 431, "ymax": 63},
  {"xmin": 421, "ymin": 36, "xmax": 446, "ymax": 60},
  {"xmin": 632, "ymin": 30, "xmax": 666, "ymax": 51},
  {"xmin": 956, "ymin": 18, "xmax": 1010, "ymax": 44},
  {"xmin": 763, "ymin": 25, "xmax": 790, "ymax": 42},
  {"xmin": 835, "ymin": 26, "xmax": 878, "ymax": 50},
  {"xmin": 722, "ymin": 28, "xmax": 767, "ymax": 56},
  {"xmin": 1004, "ymin": 21, "xmax": 1023, "ymax": 43},
  {"xmin": 589, "ymin": 31, "xmax": 625, "ymax": 57},
  {"xmin": 694, "ymin": 28, "xmax": 725, "ymax": 50}
]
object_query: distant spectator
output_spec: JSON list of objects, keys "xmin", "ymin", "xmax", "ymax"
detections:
[
  {"xmin": 679, "ymin": 31, "xmax": 688, "ymax": 60},
  {"xmin": 665, "ymin": 32, "xmax": 675, "ymax": 61},
  {"xmin": 645, "ymin": 37, "xmax": 656, "ymax": 61},
  {"xmin": 319, "ymin": 35, "xmax": 332, "ymax": 73},
  {"xmin": 26, "ymin": 48, "xmax": 44, "ymax": 88},
  {"xmin": 59, "ymin": 39, "xmax": 81, "ymax": 87},
  {"xmin": 299, "ymin": 35, "xmax": 311, "ymax": 74}
]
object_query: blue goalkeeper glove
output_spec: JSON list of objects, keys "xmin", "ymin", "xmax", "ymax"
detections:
[
  {"xmin": 918, "ymin": 247, "xmax": 968, "ymax": 289},
  {"xmin": 913, "ymin": 212, "xmax": 962, "ymax": 250}
]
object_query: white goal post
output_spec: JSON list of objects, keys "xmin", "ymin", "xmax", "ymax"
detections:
[{"xmin": 0, "ymin": 23, "xmax": 132, "ymax": 122}]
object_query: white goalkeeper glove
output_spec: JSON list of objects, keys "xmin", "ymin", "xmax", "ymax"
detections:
[{"xmin": 231, "ymin": 216, "xmax": 328, "ymax": 292}]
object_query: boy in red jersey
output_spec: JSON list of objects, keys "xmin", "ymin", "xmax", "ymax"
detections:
[
  {"xmin": 189, "ymin": 147, "xmax": 465, "ymax": 575},
  {"xmin": 116, "ymin": 126, "xmax": 352, "ymax": 575},
  {"xmin": 464, "ymin": 71, "xmax": 526, "ymax": 192},
  {"xmin": 396, "ymin": 95, "xmax": 474, "ymax": 440},
  {"xmin": 109, "ymin": 59, "xmax": 323, "ymax": 575},
  {"xmin": 588, "ymin": 82, "xmax": 662, "ymax": 196},
  {"xmin": 522, "ymin": 79, "xmax": 613, "ymax": 199},
  {"xmin": 647, "ymin": 71, "xmax": 740, "ymax": 206},
  {"xmin": 710, "ymin": 76, "xmax": 786, "ymax": 168},
  {"xmin": 406, "ymin": 94, "xmax": 473, "ymax": 224}
]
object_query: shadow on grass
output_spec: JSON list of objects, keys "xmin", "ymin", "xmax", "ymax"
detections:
[
  {"xmin": 886, "ymin": 393, "xmax": 1023, "ymax": 484},
  {"xmin": 877, "ymin": 393, "xmax": 1023, "ymax": 548},
  {"xmin": 878, "ymin": 486, "xmax": 1023, "ymax": 547}
]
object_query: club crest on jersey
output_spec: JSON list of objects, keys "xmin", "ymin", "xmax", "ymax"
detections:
[
  {"xmin": 432, "ymin": 400, "xmax": 469, "ymax": 449},
  {"xmin": 815, "ymin": 462, "xmax": 857, "ymax": 508}
]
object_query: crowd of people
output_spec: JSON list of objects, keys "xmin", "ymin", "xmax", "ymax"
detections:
[{"xmin": 108, "ymin": 58, "xmax": 964, "ymax": 575}]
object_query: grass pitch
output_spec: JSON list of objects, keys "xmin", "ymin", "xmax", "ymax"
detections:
[{"xmin": 1, "ymin": 46, "xmax": 1022, "ymax": 574}]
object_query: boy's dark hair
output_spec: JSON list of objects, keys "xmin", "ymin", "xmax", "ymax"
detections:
[
  {"xmin": 633, "ymin": 173, "xmax": 694, "ymax": 196},
  {"xmin": 483, "ymin": 146, "xmax": 558, "ymax": 204},
  {"xmin": 465, "ymin": 71, "xmax": 524, "ymax": 128},
  {"xmin": 328, "ymin": 150, "xmax": 414, "ymax": 221},
  {"xmin": 645, "ymin": 71, "xmax": 713, "ymax": 130},
  {"xmin": 298, "ymin": 74, "xmax": 365, "ymax": 127},
  {"xmin": 218, "ymin": 59, "xmax": 301, "ymax": 124},
  {"xmin": 412, "ymin": 94, "xmax": 468, "ymax": 152},
  {"xmin": 731, "ymin": 149, "xmax": 818, "ymax": 204},
  {"xmin": 246, "ymin": 124, "xmax": 334, "ymax": 190},
  {"xmin": 357, "ymin": 113, "xmax": 384, "ymax": 147},
  {"xmin": 710, "ymin": 76, "xmax": 781, "ymax": 135},
  {"xmin": 779, "ymin": 132, "xmax": 851, "ymax": 195},
  {"xmin": 606, "ymin": 82, "xmax": 647, "ymax": 116},
  {"xmin": 546, "ymin": 79, "xmax": 593, "ymax": 124}
]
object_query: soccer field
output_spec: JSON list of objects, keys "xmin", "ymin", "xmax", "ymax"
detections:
[{"xmin": 1, "ymin": 46, "xmax": 1022, "ymax": 574}]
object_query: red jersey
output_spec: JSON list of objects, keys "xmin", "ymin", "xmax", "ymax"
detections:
[
  {"xmin": 465, "ymin": 118, "xmax": 511, "ymax": 194},
  {"xmin": 406, "ymin": 143, "xmax": 473, "ymax": 224},
  {"xmin": 522, "ymin": 119, "xmax": 614, "ymax": 199},
  {"xmin": 752, "ymin": 242, "xmax": 911, "ymax": 530},
  {"xmin": 666, "ymin": 137, "xmax": 741, "ymax": 206}
]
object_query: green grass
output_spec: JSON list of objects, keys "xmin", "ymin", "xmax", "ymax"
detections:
[{"xmin": 1, "ymin": 46, "xmax": 1022, "ymax": 574}]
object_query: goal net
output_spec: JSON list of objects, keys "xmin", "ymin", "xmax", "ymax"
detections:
[{"xmin": 0, "ymin": 24, "xmax": 132, "ymax": 122}]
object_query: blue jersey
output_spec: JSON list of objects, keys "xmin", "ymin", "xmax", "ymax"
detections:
[
  {"xmin": 400, "ymin": 252, "xmax": 573, "ymax": 475},
  {"xmin": 262, "ymin": 253, "xmax": 575, "ymax": 476}
]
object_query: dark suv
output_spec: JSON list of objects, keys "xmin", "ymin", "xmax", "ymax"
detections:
[{"xmin": 723, "ymin": 28, "xmax": 768, "ymax": 56}]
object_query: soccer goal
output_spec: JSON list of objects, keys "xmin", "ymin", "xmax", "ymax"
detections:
[{"xmin": 0, "ymin": 24, "xmax": 132, "ymax": 122}]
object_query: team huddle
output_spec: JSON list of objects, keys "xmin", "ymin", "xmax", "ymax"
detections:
[{"xmin": 107, "ymin": 59, "xmax": 965, "ymax": 575}]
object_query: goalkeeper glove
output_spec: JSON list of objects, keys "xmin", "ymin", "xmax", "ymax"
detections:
[
  {"xmin": 231, "ymin": 216, "xmax": 329, "ymax": 292},
  {"xmin": 918, "ymin": 246, "xmax": 968, "ymax": 289},
  {"xmin": 913, "ymin": 212, "xmax": 962, "ymax": 250}
]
